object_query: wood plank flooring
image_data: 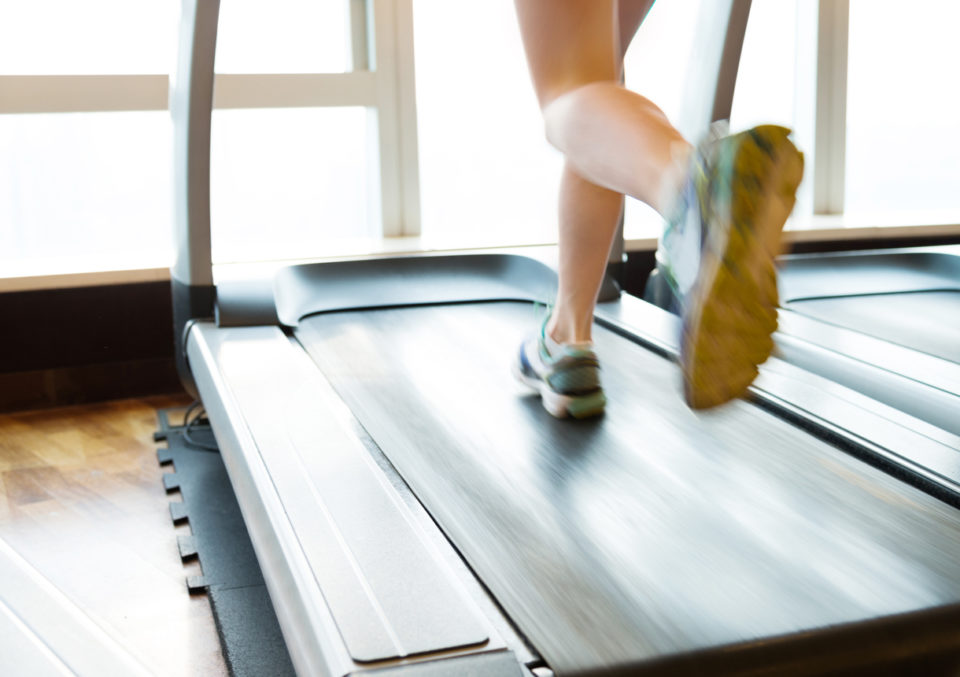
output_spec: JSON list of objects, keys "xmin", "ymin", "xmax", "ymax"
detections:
[{"xmin": 0, "ymin": 396, "xmax": 228, "ymax": 676}]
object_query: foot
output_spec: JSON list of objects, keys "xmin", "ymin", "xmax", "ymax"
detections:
[
  {"xmin": 664, "ymin": 125, "xmax": 804, "ymax": 409},
  {"xmin": 514, "ymin": 321, "xmax": 606, "ymax": 419}
]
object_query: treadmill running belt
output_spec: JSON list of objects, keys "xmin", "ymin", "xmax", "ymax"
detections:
[
  {"xmin": 788, "ymin": 290, "xmax": 960, "ymax": 363},
  {"xmin": 296, "ymin": 301, "xmax": 960, "ymax": 675}
]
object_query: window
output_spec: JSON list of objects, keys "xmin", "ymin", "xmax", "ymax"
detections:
[
  {"xmin": 210, "ymin": 107, "xmax": 369, "ymax": 263},
  {"xmin": 1, "ymin": 0, "xmax": 401, "ymax": 279},
  {"xmin": 412, "ymin": 0, "xmax": 560, "ymax": 249},
  {"xmin": 0, "ymin": 111, "xmax": 172, "ymax": 277},
  {"xmin": 845, "ymin": 0, "xmax": 960, "ymax": 217},
  {"xmin": 2, "ymin": 1, "xmax": 958, "ymax": 286},
  {"xmin": 730, "ymin": 0, "xmax": 816, "ymax": 221},
  {"xmin": 215, "ymin": 0, "xmax": 349, "ymax": 74},
  {"xmin": 623, "ymin": 0, "xmax": 708, "ymax": 240},
  {"xmin": 0, "ymin": 2, "xmax": 176, "ymax": 75}
]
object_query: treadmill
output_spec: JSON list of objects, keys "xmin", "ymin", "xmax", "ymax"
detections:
[
  {"xmin": 775, "ymin": 246, "xmax": 960, "ymax": 437},
  {"xmin": 171, "ymin": 2, "xmax": 960, "ymax": 675}
]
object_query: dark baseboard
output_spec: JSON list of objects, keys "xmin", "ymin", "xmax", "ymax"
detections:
[
  {"xmin": 0, "ymin": 358, "xmax": 184, "ymax": 413},
  {"xmin": 0, "ymin": 280, "xmax": 185, "ymax": 412}
]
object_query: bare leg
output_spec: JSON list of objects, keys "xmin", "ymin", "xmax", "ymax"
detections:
[
  {"xmin": 515, "ymin": 0, "xmax": 687, "ymax": 344},
  {"xmin": 548, "ymin": 166, "xmax": 623, "ymax": 344},
  {"xmin": 545, "ymin": 86, "xmax": 690, "ymax": 213}
]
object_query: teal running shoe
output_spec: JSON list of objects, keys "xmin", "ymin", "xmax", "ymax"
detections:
[{"xmin": 514, "ymin": 320, "xmax": 606, "ymax": 419}]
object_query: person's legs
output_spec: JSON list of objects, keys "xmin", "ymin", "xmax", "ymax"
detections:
[
  {"xmin": 548, "ymin": 166, "xmax": 622, "ymax": 345},
  {"xmin": 515, "ymin": 0, "xmax": 678, "ymax": 346},
  {"xmin": 514, "ymin": 0, "xmax": 804, "ymax": 414},
  {"xmin": 514, "ymin": 0, "xmax": 673, "ymax": 418}
]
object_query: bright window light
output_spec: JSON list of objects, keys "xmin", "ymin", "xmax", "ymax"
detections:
[
  {"xmin": 215, "ymin": 0, "xmax": 349, "ymax": 74},
  {"xmin": 0, "ymin": 112, "xmax": 173, "ymax": 276},
  {"xmin": 623, "ymin": 0, "xmax": 704, "ymax": 239},
  {"xmin": 0, "ymin": 2, "xmax": 177, "ymax": 75},
  {"xmin": 413, "ymin": 0, "xmax": 561, "ymax": 248},
  {"xmin": 624, "ymin": 0, "xmax": 703, "ymax": 127},
  {"xmin": 846, "ymin": 0, "xmax": 960, "ymax": 216},
  {"xmin": 730, "ymin": 0, "xmax": 801, "ymax": 134},
  {"xmin": 0, "ymin": 0, "xmax": 350, "ymax": 75},
  {"xmin": 730, "ymin": 0, "xmax": 814, "ymax": 221},
  {"xmin": 210, "ymin": 107, "xmax": 369, "ymax": 264}
]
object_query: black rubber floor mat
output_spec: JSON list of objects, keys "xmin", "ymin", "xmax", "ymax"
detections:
[{"xmin": 155, "ymin": 407, "xmax": 296, "ymax": 677}]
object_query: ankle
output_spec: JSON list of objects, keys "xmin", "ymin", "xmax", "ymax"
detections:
[{"xmin": 545, "ymin": 314, "xmax": 593, "ymax": 348}]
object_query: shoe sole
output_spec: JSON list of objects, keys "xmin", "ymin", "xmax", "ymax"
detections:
[
  {"xmin": 512, "ymin": 362, "xmax": 606, "ymax": 419},
  {"xmin": 682, "ymin": 125, "xmax": 804, "ymax": 409}
]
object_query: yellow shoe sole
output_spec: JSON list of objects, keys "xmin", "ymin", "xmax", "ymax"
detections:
[{"xmin": 681, "ymin": 125, "xmax": 804, "ymax": 410}]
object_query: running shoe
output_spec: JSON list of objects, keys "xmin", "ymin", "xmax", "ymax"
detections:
[
  {"xmin": 514, "ymin": 319, "xmax": 606, "ymax": 419},
  {"xmin": 662, "ymin": 124, "xmax": 804, "ymax": 409}
]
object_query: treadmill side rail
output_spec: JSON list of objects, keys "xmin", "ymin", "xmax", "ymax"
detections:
[
  {"xmin": 776, "ymin": 312, "xmax": 960, "ymax": 439},
  {"xmin": 597, "ymin": 295, "xmax": 960, "ymax": 499},
  {"xmin": 187, "ymin": 322, "xmax": 517, "ymax": 676}
]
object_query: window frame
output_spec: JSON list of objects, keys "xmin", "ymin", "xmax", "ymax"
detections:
[
  {"xmin": 1, "ymin": 0, "xmax": 958, "ymax": 292},
  {"xmin": 1, "ymin": 0, "xmax": 420, "ymax": 290}
]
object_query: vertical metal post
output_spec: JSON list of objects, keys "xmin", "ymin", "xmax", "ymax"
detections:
[
  {"xmin": 171, "ymin": 0, "xmax": 221, "ymax": 394},
  {"xmin": 172, "ymin": 0, "xmax": 220, "ymax": 288}
]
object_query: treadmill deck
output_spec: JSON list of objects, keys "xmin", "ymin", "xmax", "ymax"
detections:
[{"xmin": 295, "ymin": 301, "xmax": 960, "ymax": 675}]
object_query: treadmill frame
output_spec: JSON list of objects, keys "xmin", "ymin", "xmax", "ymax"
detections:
[{"xmin": 188, "ymin": 269, "xmax": 960, "ymax": 676}]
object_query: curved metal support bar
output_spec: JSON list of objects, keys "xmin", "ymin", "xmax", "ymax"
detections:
[
  {"xmin": 171, "ymin": 0, "xmax": 221, "ymax": 394},
  {"xmin": 172, "ymin": 0, "xmax": 220, "ymax": 289}
]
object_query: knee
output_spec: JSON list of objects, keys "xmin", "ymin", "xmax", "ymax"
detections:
[{"xmin": 540, "ymin": 81, "xmax": 616, "ymax": 148}]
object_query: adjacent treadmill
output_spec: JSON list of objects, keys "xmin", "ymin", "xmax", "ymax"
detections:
[
  {"xmin": 171, "ymin": 2, "xmax": 960, "ymax": 675},
  {"xmin": 775, "ymin": 246, "xmax": 960, "ymax": 436}
]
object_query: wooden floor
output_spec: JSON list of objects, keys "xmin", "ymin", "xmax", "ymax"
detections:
[{"xmin": 0, "ymin": 396, "xmax": 228, "ymax": 676}]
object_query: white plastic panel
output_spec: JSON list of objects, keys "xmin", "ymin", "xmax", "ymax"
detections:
[{"xmin": 188, "ymin": 323, "xmax": 507, "ymax": 675}]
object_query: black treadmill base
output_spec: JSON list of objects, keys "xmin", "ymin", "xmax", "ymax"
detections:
[{"xmin": 155, "ymin": 408, "xmax": 296, "ymax": 677}]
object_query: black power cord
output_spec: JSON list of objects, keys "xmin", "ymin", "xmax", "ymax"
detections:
[{"xmin": 182, "ymin": 400, "xmax": 219, "ymax": 452}]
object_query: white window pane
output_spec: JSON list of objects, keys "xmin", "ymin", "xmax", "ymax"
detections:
[
  {"xmin": 846, "ymin": 0, "xmax": 960, "ymax": 216},
  {"xmin": 0, "ymin": 112, "xmax": 172, "ymax": 276},
  {"xmin": 624, "ymin": 0, "xmax": 702, "ymax": 126},
  {"xmin": 0, "ymin": 2, "xmax": 177, "ymax": 75},
  {"xmin": 210, "ymin": 107, "xmax": 369, "ymax": 264},
  {"xmin": 730, "ymin": 0, "xmax": 815, "ymax": 221},
  {"xmin": 0, "ymin": 0, "xmax": 350, "ymax": 76},
  {"xmin": 730, "ymin": 0, "xmax": 800, "ymax": 132},
  {"xmin": 413, "ymin": 1, "xmax": 560, "ymax": 247},
  {"xmin": 216, "ymin": 0, "xmax": 349, "ymax": 74}
]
